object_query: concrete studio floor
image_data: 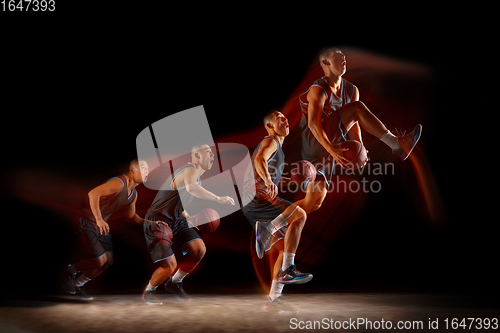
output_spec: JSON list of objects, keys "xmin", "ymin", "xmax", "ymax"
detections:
[{"xmin": 1, "ymin": 293, "xmax": 499, "ymax": 332}]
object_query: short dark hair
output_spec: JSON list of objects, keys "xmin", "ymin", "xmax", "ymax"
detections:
[
  {"xmin": 318, "ymin": 47, "xmax": 340, "ymax": 63},
  {"xmin": 263, "ymin": 110, "xmax": 279, "ymax": 127},
  {"xmin": 129, "ymin": 159, "xmax": 139, "ymax": 170}
]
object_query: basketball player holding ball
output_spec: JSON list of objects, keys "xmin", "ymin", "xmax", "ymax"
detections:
[
  {"xmin": 142, "ymin": 144, "xmax": 234, "ymax": 305},
  {"xmin": 298, "ymin": 47, "xmax": 422, "ymax": 211},
  {"xmin": 242, "ymin": 111, "xmax": 314, "ymax": 313}
]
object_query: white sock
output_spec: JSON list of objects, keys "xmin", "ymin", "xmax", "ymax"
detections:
[
  {"xmin": 380, "ymin": 130, "xmax": 400, "ymax": 150},
  {"xmin": 171, "ymin": 269, "xmax": 189, "ymax": 284},
  {"xmin": 267, "ymin": 214, "xmax": 288, "ymax": 235},
  {"xmin": 75, "ymin": 273, "xmax": 91, "ymax": 287},
  {"xmin": 145, "ymin": 282, "xmax": 158, "ymax": 291},
  {"xmin": 281, "ymin": 252, "xmax": 295, "ymax": 271},
  {"xmin": 269, "ymin": 279, "xmax": 285, "ymax": 301}
]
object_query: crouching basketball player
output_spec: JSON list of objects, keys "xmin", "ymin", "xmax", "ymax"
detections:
[
  {"xmin": 242, "ymin": 111, "xmax": 313, "ymax": 314},
  {"xmin": 142, "ymin": 144, "xmax": 235, "ymax": 305},
  {"xmin": 62, "ymin": 159, "xmax": 150, "ymax": 300}
]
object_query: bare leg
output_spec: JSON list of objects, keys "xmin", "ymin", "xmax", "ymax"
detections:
[
  {"xmin": 281, "ymin": 205, "xmax": 306, "ymax": 254},
  {"xmin": 176, "ymin": 239, "xmax": 206, "ymax": 274},
  {"xmin": 150, "ymin": 255, "xmax": 177, "ymax": 286},
  {"xmin": 81, "ymin": 252, "xmax": 114, "ymax": 279},
  {"xmin": 278, "ymin": 207, "xmax": 313, "ymax": 285},
  {"xmin": 273, "ymin": 250, "xmax": 284, "ymax": 280},
  {"xmin": 143, "ymin": 256, "xmax": 177, "ymax": 304},
  {"xmin": 255, "ymin": 203, "xmax": 312, "ymax": 288},
  {"xmin": 72, "ymin": 252, "xmax": 113, "ymax": 280},
  {"xmin": 265, "ymin": 245, "xmax": 285, "ymax": 301},
  {"xmin": 340, "ymin": 101, "xmax": 388, "ymax": 138},
  {"xmin": 74, "ymin": 254, "xmax": 107, "ymax": 272},
  {"xmin": 295, "ymin": 180, "xmax": 328, "ymax": 213}
]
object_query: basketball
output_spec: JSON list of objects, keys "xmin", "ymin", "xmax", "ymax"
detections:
[
  {"xmin": 195, "ymin": 208, "xmax": 220, "ymax": 233},
  {"xmin": 338, "ymin": 140, "xmax": 368, "ymax": 170},
  {"xmin": 290, "ymin": 160, "xmax": 316, "ymax": 184}
]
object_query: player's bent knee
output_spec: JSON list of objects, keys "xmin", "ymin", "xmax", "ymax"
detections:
[
  {"xmin": 306, "ymin": 193, "xmax": 325, "ymax": 212},
  {"xmin": 160, "ymin": 261, "xmax": 177, "ymax": 272},
  {"xmin": 347, "ymin": 100, "xmax": 367, "ymax": 118},
  {"xmin": 351, "ymin": 100, "xmax": 365, "ymax": 109},
  {"xmin": 160, "ymin": 256, "xmax": 177, "ymax": 270},
  {"xmin": 310, "ymin": 200, "xmax": 323, "ymax": 212},
  {"xmin": 298, "ymin": 206, "xmax": 306, "ymax": 218},
  {"xmin": 93, "ymin": 254, "xmax": 108, "ymax": 268},
  {"xmin": 193, "ymin": 243, "xmax": 206, "ymax": 260},
  {"xmin": 355, "ymin": 100, "xmax": 366, "ymax": 107},
  {"xmin": 296, "ymin": 207, "xmax": 307, "ymax": 224},
  {"xmin": 162, "ymin": 265, "xmax": 175, "ymax": 273},
  {"xmin": 158, "ymin": 265, "xmax": 175, "ymax": 279},
  {"xmin": 185, "ymin": 240, "xmax": 206, "ymax": 260},
  {"xmin": 198, "ymin": 248, "xmax": 206, "ymax": 260},
  {"xmin": 103, "ymin": 254, "xmax": 114, "ymax": 269}
]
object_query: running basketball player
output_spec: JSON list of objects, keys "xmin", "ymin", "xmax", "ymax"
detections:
[
  {"xmin": 298, "ymin": 47, "xmax": 422, "ymax": 211},
  {"xmin": 242, "ymin": 111, "xmax": 313, "ymax": 313},
  {"xmin": 142, "ymin": 144, "xmax": 235, "ymax": 305},
  {"xmin": 62, "ymin": 159, "xmax": 150, "ymax": 300}
]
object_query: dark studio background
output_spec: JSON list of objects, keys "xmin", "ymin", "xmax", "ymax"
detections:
[{"xmin": 0, "ymin": 12, "xmax": 494, "ymax": 301}]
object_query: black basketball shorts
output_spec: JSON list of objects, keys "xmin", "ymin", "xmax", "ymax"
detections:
[{"xmin": 144, "ymin": 214, "xmax": 202, "ymax": 265}]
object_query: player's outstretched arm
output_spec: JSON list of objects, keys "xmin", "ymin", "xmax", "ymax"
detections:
[
  {"xmin": 183, "ymin": 168, "xmax": 235, "ymax": 205},
  {"xmin": 88, "ymin": 178, "xmax": 123, "ymax": 235}
]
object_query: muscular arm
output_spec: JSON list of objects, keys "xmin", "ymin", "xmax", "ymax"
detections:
[
  {"xmin": 307, "ymin": 87, "xmax": 350, "ymax": 166},
  {"xmin": 307, "ymin": 87, "xmax": 332, "ymax": 152},
  {"xmin": 254, "ymin": 137, "xmax": 279, "ymax": 199},
  {"xmin": 87, "ymin": 178, "xmax": 123, "ymax": 235},
  {"xmin": 180, "ymin": 168, "xmax": 235, "ymax": 205},
  {"xmin": 124, "ymin": 195, "xmax": 144, "ymax": 225},
  {"xmin": 126, "ymin": 195, "xmax": 169, "ymax": 228},
  {"xmin": 347, "ymin": 86, "xmax": 363, "ymax": 144},
  {"xmin": 254, "ymin": 138, "xmax": 277, "ymax": 187}
]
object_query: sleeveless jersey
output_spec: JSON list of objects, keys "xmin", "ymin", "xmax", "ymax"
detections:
[
  {"xmin": 242, "ymin": 136, "xmax": 291, "ymax": 230},
  {"xmin": 299, "ymin": 77, "xmax": 357, "ymax": 162},
  {"xmin": 147, "ymin": 163, "xmax": 201, "ymax": 223},
  {"xmin": 244, "ymin": 136, "xmax": 285, "ymax": 191},
  {"xmin": 82, "ymin": 174, "xmax": 137, "ymax": 222}
]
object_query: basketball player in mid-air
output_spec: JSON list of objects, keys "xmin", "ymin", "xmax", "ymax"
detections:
[
  {"xmin": 242, "ymin": 111, "xmax": 313, "ymax": 314},
  {"xmin": 298, "ymin": 47, "xmax": 422, "ymax": 211},
  {"xmin": 62, "ymin": 159, "xmax": 150, "ymax": 300},
  {"xmin": 142, "ymin": 144, "xmax": 235, "ymax": 305}
]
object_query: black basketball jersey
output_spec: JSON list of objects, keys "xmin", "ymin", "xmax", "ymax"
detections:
[
  {"xmin": 244, "ymin": 136, "xmax": 285, "ymax": 190},
  {"xmin": 82, "ymin": 174, "xmax": 137, "ymax": 222},
  {"xmin": 299, "ymin": 77, "xmax": 356, "ymax": 162},
  {"xmin": 147, "ymin": 163, "xmax": 201, "ymax": 223}
]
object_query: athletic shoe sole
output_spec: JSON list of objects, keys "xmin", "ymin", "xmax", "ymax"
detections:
[
  {"xmin": 255, "ymin": 222, "xmax": 265, "ymax": 259},
  {"xmin": 278, "ymin": 274, "xmax": 313, "ymax": 285},
  {"xmin": 401, "ymin": 124, "xmax": 422, "ymax": 160}
]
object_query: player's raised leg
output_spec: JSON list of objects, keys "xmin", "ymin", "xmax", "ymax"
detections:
[
  {"xmin": 295, "ymin": 180, "xmax": 328, "ymax": 214},
  {"xmin": 256, "ymin": 204, "xmax": 312, "ymax": 284},
  {"xmin": 277, "ymin": 206, "xmax": 312, "ymax": 285},
  {"xmin": 339, "ymin": 101, "xmax": 422, "ymax": 160},
  {"xmin": 300, "ymin": 47, "xmax": 422, "ymax": 166}
]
